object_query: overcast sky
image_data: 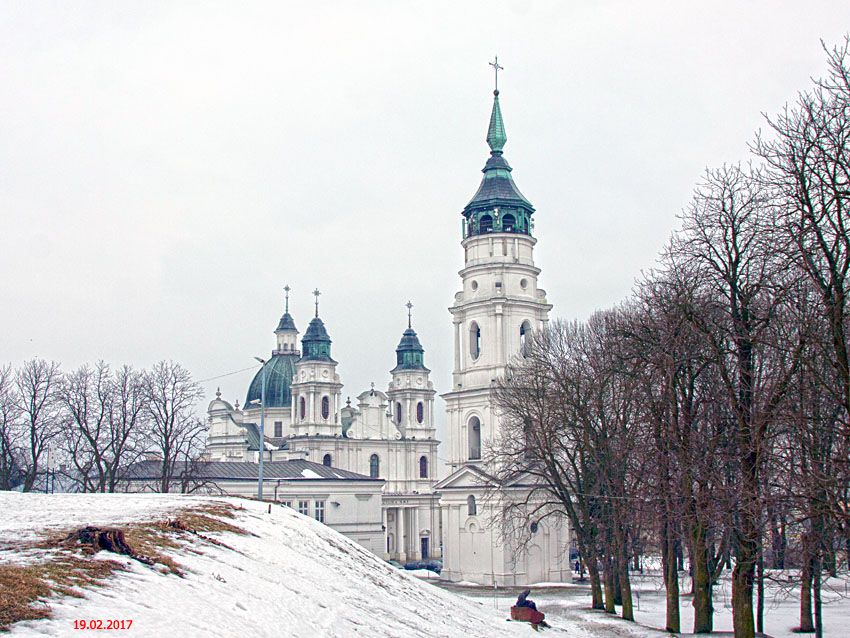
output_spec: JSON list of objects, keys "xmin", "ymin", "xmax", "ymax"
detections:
[{"xmin": 2, "ymin": 2, "xmax": 847, "ymax": 437}]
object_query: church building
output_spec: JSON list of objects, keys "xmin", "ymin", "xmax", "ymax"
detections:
[
  {"xmin": 435, "ymin": 81, "xmax": 572, "ymax": 585},
  {"xmin": 194, "ymin": 69, "xmax": 570, "ymax": 584},
  {"xmin": 203, "ymin": 291, "xmax": 441, "ymax": 563}
]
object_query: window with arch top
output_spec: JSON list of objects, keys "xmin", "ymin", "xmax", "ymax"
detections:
[
  {"xmin": 467, "ymin": 495, "xmax": 477, "ymax": 516},
  {"xmin": 468, "ymin": 416, "xmax": 481, "ymax": 460},
  {"xmin": 321, "ymin": 396, "xmax": 330, "ymax": 420},
  {"xmin": 520, "ymin": 320, "xmax": 533, "ymax": 356},
  {"xmin": 502, "ymin": 213, "xmax": 516, "ymax": 232},
  {"xmin": 395, "ymin": 401, "xmax": 402, "ymax": 425},
  {"xmin": 323, "ymin": 453, "xmax": 332, "ymax": 467},
  {"xmin": 369, "ymin": 454, "xmax": 380, "ymax": 478},
  {"xmin": 419, "ymin": 455, "xmax": 428, "ymax": 478},
  {"xmin": 299, "ymin": 396, "xmax": 306, "ymax": 420},
  {"xmin": 416, "ymin": 401, "xmax": 424, "ymax": 424},
  {"xmin": 469, "ymin": 322, "xmax": 481, "ymax": 360},
  {"xmin": 479, "ymin": 214, "xmax": 493, "ymax": 233}
]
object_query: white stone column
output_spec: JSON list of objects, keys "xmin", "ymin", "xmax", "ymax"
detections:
[
  {"xmin": 412, "ymin": 507, "xmax": 421, "ymax": 559},
  {"xmin": 397, "ymin": 507, "xmax": 406, "ymax": 563},
  {"xmin": 453, "ymin": 320, "xmax": 461, "ymax": 373},
  {"xmin": 381, "ymin": 508, "xmax": 389, "ymax": 559}
]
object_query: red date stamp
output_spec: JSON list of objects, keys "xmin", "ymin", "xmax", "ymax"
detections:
[{"xmin": 74, "ymin": 619, "xmax": 133, "ymax": 630}]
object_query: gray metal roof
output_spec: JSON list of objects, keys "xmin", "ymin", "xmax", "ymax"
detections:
[{"xmin": 122, "ymin": 459, "xmax": 382, "ymax": 482}]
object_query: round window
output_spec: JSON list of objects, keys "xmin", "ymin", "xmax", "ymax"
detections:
[
  {"xmin": 520, "ymin": 278, "xmax": 528, "ymax": 290},
  {"xmin": 471, "ymin": 280, "xmax": 478, "ymax": 291}
]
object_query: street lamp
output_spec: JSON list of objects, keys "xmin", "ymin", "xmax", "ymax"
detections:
[{"xmin": 253, "ymin": 356, "xmax": 267, "ymax": 501}]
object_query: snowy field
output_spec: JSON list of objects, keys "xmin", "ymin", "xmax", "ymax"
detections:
[
  {"xmin": 4, "ymin": 492, "xmax": 846, "ymax": 637},
  {"xmin": 448, "ymin": 572, "xmax": 850, "ymax": 638},
  {"xmin": 1, "ymin": 492, "xmax": 537, "ymax": 637}
]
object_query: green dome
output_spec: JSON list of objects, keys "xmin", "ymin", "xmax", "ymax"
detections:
[
  {"xmin": 245, "ymin": 353, "xmax": 298, "ymax": 408},
  {"xmin": 391, "ymin": 327, "xmax": 429, "ymax": 372},
  {"xmin": 463, "ymin": 90, "xmax": 535, "ymax": 238},
  {"xmin": 300, "ymin": 316, "xmax": 335, "ymax": 362}
]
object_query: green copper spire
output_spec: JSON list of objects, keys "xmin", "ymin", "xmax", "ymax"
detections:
[
  {"xmin": 462, "ymin": 60, "xmax": 535, "ymax": 239},
  {"xmin": 486, "ymin": 90, "xmax": 507, "ymax": 153}
]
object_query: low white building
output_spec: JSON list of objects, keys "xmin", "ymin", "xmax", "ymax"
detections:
[{"xmin": 121, "ymin": 458, "xmax": 385, "ymax": 555}]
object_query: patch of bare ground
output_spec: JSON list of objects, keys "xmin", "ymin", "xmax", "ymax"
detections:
[{"xmin": 0, "ymin": 501, "xmax": 249, "ymax": 631}]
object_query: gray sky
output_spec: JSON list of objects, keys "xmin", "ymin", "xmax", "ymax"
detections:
[{"xmin": 2, "ymin": 2, "xmax": 847, "ymax": 434}]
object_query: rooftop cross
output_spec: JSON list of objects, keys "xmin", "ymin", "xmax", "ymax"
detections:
[
  {"xmin": 406, "ymin": 300, "xmax": 413, "ymax": 328},
  {"xmin": 313, "ymin": 288, "xmax": 321, "ymax": 317},
  {"xmin": 489, "ymin": 56, "xmax": 503, "ymax": 94},
  {"xmin": 284, "ymin": 284, "xmax": 291, "ymax": 313}
]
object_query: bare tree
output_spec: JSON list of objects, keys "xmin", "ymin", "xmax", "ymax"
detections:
[
  {"xmin": 105, "ymin": 365, "xmax": 148, "ymax": 492},
  {"xmin": 142, "ymin": 361, "xmax": 205, "ymax": 493},
  {"xmin": 15, "ymin": 359, "xmax": 62, "ymax": 492},
  {"xmin": 670, "ymin": 165, "xmax": 801, "ymax": 638},
  {"xmin": 0, "ymin": 365, "xmax": 23, "ymax": 490}
]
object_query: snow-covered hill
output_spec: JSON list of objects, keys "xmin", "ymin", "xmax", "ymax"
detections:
[{"xmin": 0, "ymin": 492, "xmax": 532, "ymax": 638}]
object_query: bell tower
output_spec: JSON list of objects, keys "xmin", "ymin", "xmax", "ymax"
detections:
[
  {"xmin": 442, "ymin": 81, "xmax": 551, "ymax": 471},
  {"xmin": 290, "ymin": 289, "xmax": 343, "ymax": 437},
  {"xmin": 386, "ymin": 302, "xmax": 436, "ymax": 439}
]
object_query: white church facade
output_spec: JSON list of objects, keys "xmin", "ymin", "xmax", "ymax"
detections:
[
  {"xmin": 195, "ymin": 79, "xmax": 571, "ymax": 584},
  {"xmin": 203, "ymin": 292, "xmax": 441, "ymax": 563}
]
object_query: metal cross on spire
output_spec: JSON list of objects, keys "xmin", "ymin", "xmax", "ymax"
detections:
[
  {"xmin": 406, "ymin": 300, "xmax": 413, "ymax": 329},
  {"xmin": 312, "ymin": 288, "xmax": 321, "ymax": 317},
  {"xmin": 489, "ymin": 56, "xmax": 503, "ymax": 93},
  {"xmin": 284, "ymin": 284, "xmax": 291, "ymax": 313}
]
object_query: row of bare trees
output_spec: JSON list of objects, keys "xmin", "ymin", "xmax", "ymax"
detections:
[
  {"xmin": 0, "ymin": 359, "xmax": 205, "ymax": 494},
  {"xmin": 490, "ymin": 38, "xmax": 849, "ymax": 638}
]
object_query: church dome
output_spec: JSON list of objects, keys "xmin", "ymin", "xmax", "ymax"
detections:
[
  {"xmin": 392, "ymin": 327, "xmax": 429, "ymax": 372},
  {"xmin": 276, "ymin": 311, "xmax": 298, "ymax": 333},
  {"xmin": 300, "ymin": 316, "xmax": 336, "ymax": 362},
  {"xmin": 245, "ymin": 353, "xmax": 298, "ymax": 409},
  {"xmin": 463, "ymin": 90, "xmax": 535, "ymax": 238}
]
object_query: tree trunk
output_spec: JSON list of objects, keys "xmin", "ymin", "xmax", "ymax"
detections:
[
  {"xmin": 813, "ymin": 557, "xmax": 823, "ymax": 638},
  {"xmin": 661, "ymin": 518, "xmax": 681, "ymax": 633},
  {"xmin": 603, "ymin": 557, "xmax": 616, "ymax": 614},
  {"xmin": 731, "ymin": 537, "xmax": 756, "ymax": 638},
  {"xmin": 756, "ymin": 550, "xmax": 764, "ymax": 634},
  {"xmin": 799, "ymin": 550, "xmax": 814, "ymax": 633},
  {"xmin": 691, "ymin": 523, "xmax": 714, "ymax": 633},
  {"xmin": 586, "ymin": 557, "xmax": 605, "ymax": 610},
  {"xmin": 617, "ymin": 546, "xmax": 634, "ymax": 621}
]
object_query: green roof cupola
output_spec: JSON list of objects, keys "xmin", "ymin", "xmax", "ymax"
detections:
[
  {"xmin": 300, "ymin": 288, "xmax": 335, "ymax": 362},
  {"xmin": 463, "ymin": 57, "xmax": 535, "ymax": 239},
  {"xmin": 392, "ymin": 301, "xmax": 429, "ymax": 373}
]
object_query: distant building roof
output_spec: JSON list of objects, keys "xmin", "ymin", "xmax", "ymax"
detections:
[{"xmin": 122, "ymin": 459, "xmax": 382, "ymax": 482}]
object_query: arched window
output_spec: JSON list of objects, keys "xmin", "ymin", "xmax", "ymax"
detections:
[
  {"xmin": 479, "ymin": 214, "xmax": 493, "ymax": 233},
  {"xmin": 520, "ymin": 320, "xmax": 532, "ymax": 356},
  {"xmin": 467, "ymin": 495, "xmax": 477, "ymax": 516},
  {"xmin": 416, "ymin": 401, "xmax": 424, "ymax": 424},
  {"xmin": 395, "ymin": 401, "xmax": 402, "ymax": 425},
  {"xmin": 502, "ymin": 213, "xmax": 516, "ymax": 232},
  {"xmin": 369, "ymin": 454, "xmax": 380, "ymax": 478},
  {"xmin": 469, "ymin": 322, "xmax": 481, "ymax": 360},
  {"xmin": 299, "ymin": 396, "xmax": 306, "ymax": 420},
  {"xmin": 468, "ymin": 416, "xmax": 481, "ymax": 460},
  {"xmin": 419, "ymin": 455, "xmax": 428, "ymax": 478},
  {"xmin": 323, "ymin": 453, "xmax": 332, "ymax": 467},
  {"xmin": 321, "ymin": 396, "xmax": 330, "ymax": 420}
]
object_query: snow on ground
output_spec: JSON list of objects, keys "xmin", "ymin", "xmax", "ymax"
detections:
[
  {"xmin": 448, "ymin": 570, "xmax": 850, "ymax": 638},
  {"xmin": 0, "ymin": 493, "xmax": 569, "ymax": 638}
]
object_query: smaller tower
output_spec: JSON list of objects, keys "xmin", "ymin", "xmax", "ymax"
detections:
[
  {"xmin": 386, "ymin": 302, "xmax": 436, "ymax": 439},
  {"xmin": 290, "ymin": 289, "xmax": 343, "ymax": 436},
  {"xmin": 274, "ymin": 285, "xmax": 300, "ymax": 355}
]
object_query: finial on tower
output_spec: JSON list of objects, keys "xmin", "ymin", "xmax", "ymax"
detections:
[
  {"xmin": 216, "ymin": 387, "xmax": 221, "ymax": 398},
  {"xmin": 489, "ymin": 56, "xmax": 503, "ymax": 95},
  {"xmin": 313, "ymin": 288, "xmax": 321, "ymax": 318},
  {"xmin": 406, "ymin": 300, "xmax": 413, "ymax": 329},
  {"xmin": 284, "ymin": 284, "xmax": 291, "ymax": 313}
]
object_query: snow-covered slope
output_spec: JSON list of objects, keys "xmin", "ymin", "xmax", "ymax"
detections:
[{"xmin": 1, "ymin": 493, "xmax": 531, "ymax": 638}]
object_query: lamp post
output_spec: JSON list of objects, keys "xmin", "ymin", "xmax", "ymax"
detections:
[{"xmin": 253, "ymin": 356, "xmax": 267, "ymax": 501}]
